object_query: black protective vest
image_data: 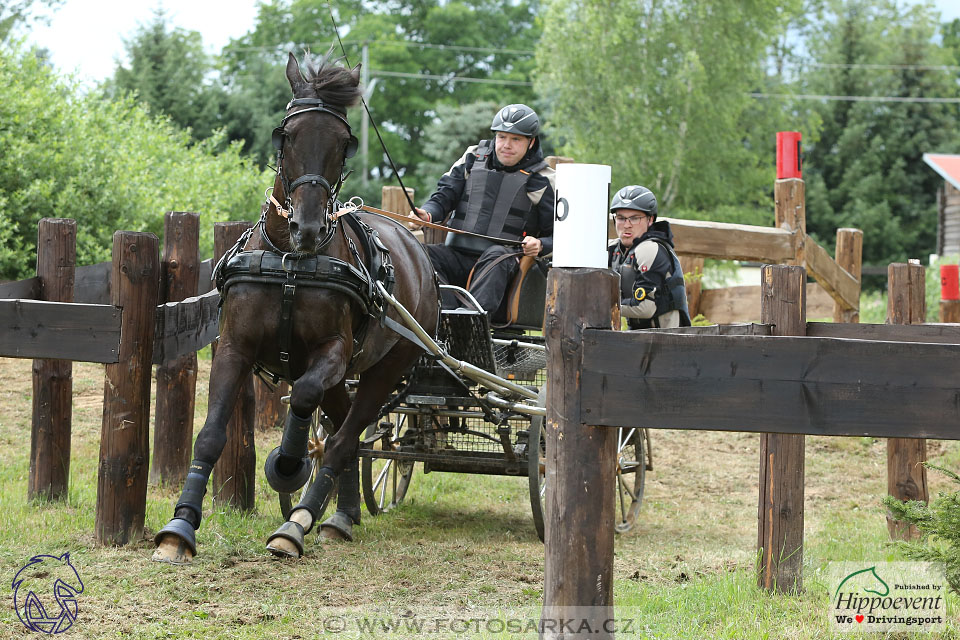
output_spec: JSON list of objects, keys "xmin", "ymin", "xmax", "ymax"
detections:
[
  {"xmin": 446, "ymin": 140, "xmax": 546, "ymax": 254},
  {"xmin": 611, "ymin": 239, "xmax": 691, "ymax": 328}
]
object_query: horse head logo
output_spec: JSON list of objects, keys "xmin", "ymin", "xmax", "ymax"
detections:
[
  {"xmin": 12, "ymin": 553, "xmax": 84, "ymax": 634},
  {"xmin": 834, "ymin": 565, "xmax": 890, "ymax": 600}
]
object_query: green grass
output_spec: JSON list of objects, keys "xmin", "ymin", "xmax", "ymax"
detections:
[{"xmin": 1, "ymin": 358, "xmax": 959, "ymax": 638}]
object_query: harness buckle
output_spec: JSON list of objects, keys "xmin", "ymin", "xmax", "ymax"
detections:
[{"xmin": 279, "ymin": 352, "xmax": 290, "ymax": 363}]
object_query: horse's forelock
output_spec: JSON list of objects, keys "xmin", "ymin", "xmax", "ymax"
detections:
[{"xmin": 302, "ymin": 53, "xmax": 361, "ymax": 110}]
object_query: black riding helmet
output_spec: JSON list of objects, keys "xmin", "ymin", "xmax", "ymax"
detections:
[
  {"xmin": 610, "ymin": 185, "xmax": 658, "ymax": 221},
  {"xmin": 491, "ymin": 103, "xmax": 540, "ymax": 138}
]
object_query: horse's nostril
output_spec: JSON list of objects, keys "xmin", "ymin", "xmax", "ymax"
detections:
[{"xmin": 288, "ymin": 220, "xmax": 299, "ymax": 235}]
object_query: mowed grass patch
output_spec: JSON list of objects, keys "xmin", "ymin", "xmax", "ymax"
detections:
[{"xmin": 0, "ymin": 356, "xmax": 958, "ymax": 638}]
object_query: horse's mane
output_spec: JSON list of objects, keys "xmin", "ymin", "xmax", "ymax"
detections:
[{"xmin": 300, "ymin": 51, "xmax": 362, "ymax": 111}]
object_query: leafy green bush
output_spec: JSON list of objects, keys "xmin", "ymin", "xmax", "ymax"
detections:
[
  {"xmin": 0, "ymin": 43, "xmax": 270, "ymax": 280},
  {"xmin": 883, "ymin": 463, "xmax": 960, "ymax": 593}
]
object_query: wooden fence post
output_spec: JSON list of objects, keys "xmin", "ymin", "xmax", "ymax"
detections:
[
  {"xmin": 678, "ymin": 255, "xmax": 704, "ymax": 319},
  {"xmin": 541, "ymin": 268, "xmax": 619, "ymax": 639},
  {"xmin": 886, "ymin": 261, "xmax": 928, "ymax": 541},
  {"xmin": 382, "ymin": 185, "xmax": 430, "ymax": 243},
  {"xmin": 775, "ymin": 178, "xmax": 806, "ymax": 266},
  {"xmin": 151, "ymin": 212, "xmax": 200, "ymax": 486},
  {"xmin": 96, "ymin": 231, "xmax": 159, "ymax": 545},
  {"xmin": 29, "ymin": 218, "xmax": 76, "ymax": 501},
  {"xmin": 256, "ymin": 379, "xmax": 288, "ymax": 432},
  {"xmin": 758, "ymin": 264, "xmax": 806, "ymax": 593},
  {"xmin": 211, "ymin": 222, "xmax": 257, "ymax": 510},
  {"xmin": 833, "ymin": 228, "xmax": 862, "ymax": 323}
]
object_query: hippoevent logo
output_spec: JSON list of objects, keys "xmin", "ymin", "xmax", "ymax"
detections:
[
  {"xmin": 829, "ymin": 562, "xmax": 944, "ymax": 633},
  {"xmin": 11, "ymin": 553, "xmax": 84, "ymax": 634}
]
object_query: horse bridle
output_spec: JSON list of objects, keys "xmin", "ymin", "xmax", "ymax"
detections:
[{"xmin": 270, "ymin": 97, "xmax": 359, "ymax": 224}]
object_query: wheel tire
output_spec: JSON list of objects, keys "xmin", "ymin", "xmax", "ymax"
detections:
[
  {"xmin": 361, "ymin": 415, "xmax": 415, "ymax": 515},
  {"xmin": 528, "ymin": 387, "xmax": 547, "ymax": 543},
  {"xmin": 279, "ymin": 414, "xmax": 336, "ymax": 520},
  {"xmin": 614, "ymin": 426, "xmax": 646, "ymax": 533}
]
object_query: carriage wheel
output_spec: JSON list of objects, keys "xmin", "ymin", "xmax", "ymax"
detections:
[
  {"xmin": 528, "ymin": 387, "xmax": 547, "ymax": 543},
  {"xmin": 361, "ymin": 414, "xmax": 415, "ymax": 515},
  {"xmin": 279, "ymin": 414, "xmax": 336, "ymax": 520},
  {"xmin": 614, "ymin": 426, "xmax": 646, "ymax": 533}
]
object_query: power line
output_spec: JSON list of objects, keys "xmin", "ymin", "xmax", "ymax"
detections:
[
  {"xmin": 750, "ymin": 92, "xmax": 960, "ymax": 103},
  {"xmin": 370, "ymin": 70, "xmax": 532, "ymax": 86},
  {"xmin": 225, "ymin": 39, "xmax": 535, "ymax": 56},
  {"xmin": 790, "ymin": 61, "xmax": 960, "ymax": 72}
]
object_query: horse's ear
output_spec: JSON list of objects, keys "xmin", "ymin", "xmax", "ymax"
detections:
[
  {"xmin": 285, "ymin": 52, "xmax": 307, "ymax": 92},
  {"xmin": 350, "ymin": 62, "xmax": 361, "ymax": 86}
]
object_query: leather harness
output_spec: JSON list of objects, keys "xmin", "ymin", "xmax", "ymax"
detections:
[{"xmin": 215, "ymin": 210, "xmax": 396, "ymax": 384}]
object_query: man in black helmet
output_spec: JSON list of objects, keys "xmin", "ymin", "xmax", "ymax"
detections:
[
  {"xmin": 608, "ymin": 185, "xmax": 691, "ymax": 329},
  {"xmin": 412, "ymin": 103, "xmax": 555, "ymax": 314}
]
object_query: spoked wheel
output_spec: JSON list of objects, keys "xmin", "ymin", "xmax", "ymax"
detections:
[
  {"xmin": 361, "ymin": 414, "xmax": 415, "ymax": 515},
  {"xmin": 614, "ymin": 426, "xmax": 646, "ymax": 533},
  {"xmin": 528, "ymin": 387, "xmax": 547, "ymax": 543},
  {"xmin": 278, "ymin": 414, "xmax": 335, "ymax": 520}
]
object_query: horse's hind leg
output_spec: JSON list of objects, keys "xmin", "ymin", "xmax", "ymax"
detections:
[
  {"xmin": 153, "ymin": 346, "xmax": 253, "ymax": 564},
  {"xmin": 316, "ymin": 381, "xmax": 361, "ymax": 541}
]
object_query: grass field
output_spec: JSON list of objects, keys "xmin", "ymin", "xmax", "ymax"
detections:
[{"xmin": 1, "ymin": 355, "xmax": 958, "ymax": 638}]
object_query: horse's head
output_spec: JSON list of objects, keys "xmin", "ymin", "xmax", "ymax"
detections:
[{"xmin": 272, "ymin": 52, "xmax": 361, "ymax": 254}]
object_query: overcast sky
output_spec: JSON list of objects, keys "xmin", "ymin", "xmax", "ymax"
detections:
[{"xmin": 23, "ymin": 0, "xmax": 960, "ymax": 86}]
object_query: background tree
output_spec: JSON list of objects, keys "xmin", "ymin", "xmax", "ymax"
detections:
[
  {"xmin": 0, "ymin": 43, "xmax": 267, "ymax": 279},
  {"xmin": 535, "ymin": 0, "xmax": 803, "ymax": 223},
  {"xmin": 106, "ymin": 9, "xmax": 226, "ymax": 142},
  {"xmin": 416, "ymin": 100, "xmax": 499, "ymax": 187},
  {"xmin": 217, "ymin": 0, "xmax": 541, "ymax": 196},
  {"xmin": 0, "ymin": 0, "xmax": 61, "ymax": 43},
  {"xmin": 799, "ymin": 0, "xmax": 960, "ymax": 267}
]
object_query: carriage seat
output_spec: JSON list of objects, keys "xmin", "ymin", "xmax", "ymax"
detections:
[{"xmin": 489, "ymin": 255, "xmax": 549, "ymax": 330}]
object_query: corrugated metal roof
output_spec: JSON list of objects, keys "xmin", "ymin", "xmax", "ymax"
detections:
[{"xmin": 923, "ymin": 153, "xmax": 960, "ymax": 191}]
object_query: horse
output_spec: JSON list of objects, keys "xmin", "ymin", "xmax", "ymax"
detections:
[{"xmin": 153, "ymin": 51, "xmax": 439, "ymax": 562}]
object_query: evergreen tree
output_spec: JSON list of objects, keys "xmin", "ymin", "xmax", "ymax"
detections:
[
  {"xmin": 107, "ymin": 9, "xmax": 226, "ymax": 142},
  {"xmin": 800, "ymin": 0, "xmax": 960, "ymax": 265}
]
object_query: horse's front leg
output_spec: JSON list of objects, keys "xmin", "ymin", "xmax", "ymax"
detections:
[
  {"xmin": 266, "ymin": 339, "xmax": 349, "ymax": 558},
  {"xmin": 153, "ymin": 345, "xmax": 254, "ymax": 564}
]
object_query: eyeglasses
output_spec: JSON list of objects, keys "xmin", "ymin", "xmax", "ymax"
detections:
[{"xmin": 613, "ymin": 214, "xmax": 649, "ymax": 225}]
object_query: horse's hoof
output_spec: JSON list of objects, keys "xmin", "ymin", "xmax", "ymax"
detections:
[
  {"xmin": 266, "ymin": 521, "xmax": 305, "ymax": 558},
  {"xmin": 319, "ymin": 511, "xmax": 356, "ymax": 542},
  {"xmin": 152, "ymin": 518, "xmax": 196, "ymax": 564},
  {"xmin": 152, "ymin": 534, "xmax": 194, "ymax": 564}
]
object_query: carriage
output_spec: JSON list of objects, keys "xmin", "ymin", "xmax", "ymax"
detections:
[{"xmin": 277, "ymin": 254, "xmax": 652, "ymax": 542}]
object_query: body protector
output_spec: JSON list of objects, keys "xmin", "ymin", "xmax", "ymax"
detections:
[
  {"xmin": 445, "ymin": 139, "xmax": 548, "ymax": 255},
  {"xmin": 608, "ymin": 220, "xmax": 691, "ymax": 329}
]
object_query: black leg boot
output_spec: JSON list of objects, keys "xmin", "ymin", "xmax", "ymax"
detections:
[
  {"xmin": 153, "ymin": 460, "xmax": 213, "ymax": 560},
  {"xmin": 319, "ymin": 462, "xmax": 361, "ymax": 541}
]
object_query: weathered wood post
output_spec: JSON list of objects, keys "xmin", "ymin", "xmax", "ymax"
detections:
[
  {"xmin": 543, "ymin": 269, "xmax": 619, "ymax": 637},
  {"xmin": 833, "ymin": 228, "xmax": 863, "ymax": 323},
  {"xmin": 886, "ymin": 260, "xmax": 928, "ymax": 540},
  {"xmin": 940, "ymin": 264, "xmax": 960, "ymax": 323},
  {"xmin": 255, "ymin": 378, "xmax": 288, "ymax": 432},
  {"xmin": 542, "ymin": 162, "xmax": 616, "ymax": 639},
  {"xmin": 29, "ymin": 218, "xmax": 76, "ymax": 501},
  {"xmin": 757, "ymin": 264, "xmax": 807, "ymax": 593},
  {"xmin": 96, "ymin": 231, "xmax": 159, "ymax": 545},
  {"xmin": 383, "ymin": 185, "xmax": 429, "ymax": 242},
  {"xmin": 211, "ymin": 222, "xmax": 257, "ymax": 510},
  {"xmin": 678, "ymin": 255, "xmax": 704, "ymax": 319},
  {"xmin": 151, "ymin": 212, "xmax": 200, "ymax": 486}
]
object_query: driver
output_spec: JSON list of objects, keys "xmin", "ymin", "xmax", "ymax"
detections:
[{"xmin": 412, "ymin": 103, "xmax": 555, "ymax": 314}]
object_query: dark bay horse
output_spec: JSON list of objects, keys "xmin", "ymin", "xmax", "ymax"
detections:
[{"xmin": 153, "ymin": 52, "xmax": 439, "ymax": 562}]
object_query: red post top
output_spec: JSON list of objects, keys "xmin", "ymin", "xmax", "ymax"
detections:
[
  {"xmin": 941, "ymin": 264, "xmax": 959, "ymax": 301},
  {"xmin": 777, "ymin": 131, "xmax": 802, "ymax": 180}
]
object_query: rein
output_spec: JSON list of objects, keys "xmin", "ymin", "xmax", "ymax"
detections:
[{"xmin": 340, "ymin": 202, "xmax": 525, "ymax": 248}]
